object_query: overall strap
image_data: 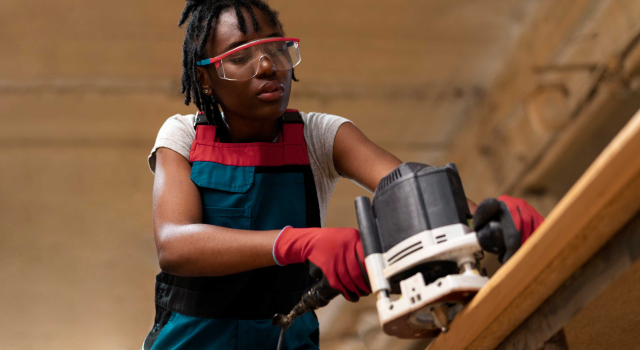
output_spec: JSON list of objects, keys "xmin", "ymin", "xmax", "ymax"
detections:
[
  {"xmin": 193, "ymin": 111, "xmax": 217, "ymax": 144},
  {"xmin": 281, "ymin": 109, "xmax": 305, "ymax": 144},
  {"xmin": 193, "ymin": 110, "xmax": 300, "ymax": 128},
  {"xmin": 193, "ymin": 110, "xmax": 303, "ymax": 142},
  {"xmin": 281, "ymin": 109, "xmax": 303, "ymax": 123},
  {"xmin": 189, "ymin": 109, "xmax": 309, "ymax": 166},
  {"xmin": 194, "ymin": 111, "xmax": 213, "ymax": 128}
]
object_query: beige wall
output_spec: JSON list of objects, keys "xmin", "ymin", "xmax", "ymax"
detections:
[{"xmin": 2, "ymin": 1, "xmax": 640, "ymax": 349}]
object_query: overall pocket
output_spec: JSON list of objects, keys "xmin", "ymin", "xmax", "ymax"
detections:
[
  {"xmin": 202, "ymin": 207, "xmax": 251, "ymax": 230},
  {"xmin": 191, "ymin": 162, "xmax": 255, "ymax": 229},
  {"xmin": 190, "ymin": 161, "xmax": 254, "ymax": 193}
]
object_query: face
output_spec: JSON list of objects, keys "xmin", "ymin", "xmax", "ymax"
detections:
[{"xmin": 197, "ymin": 6, "xmax": 292, "ymax": 123}]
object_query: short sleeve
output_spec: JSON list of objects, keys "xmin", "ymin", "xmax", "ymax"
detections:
[
  {"xmin": 301, "ymin": 112, "xmax": 354, "ymax": 182},
  {"xmin": 148, "ymin": 114, "xmax": 196, "ymax": 173}
]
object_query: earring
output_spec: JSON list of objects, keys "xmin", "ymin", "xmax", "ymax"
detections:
[{"xmin": 203, "ymin": 89, "xmax": 209, "ymax": 94}]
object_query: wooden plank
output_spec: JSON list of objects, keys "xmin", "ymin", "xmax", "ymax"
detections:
[
  {"xmin": 427, "ymin": 107, "xmax": 640, "ymax": 350},
  {"xmin": 497, "ymin": 212, "xmax": 640, "ymax": 350}
]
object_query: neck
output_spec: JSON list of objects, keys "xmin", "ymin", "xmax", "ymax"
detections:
[{"xmin": 218, "ymin": 111, "xmax": 280, "ymax": 143}]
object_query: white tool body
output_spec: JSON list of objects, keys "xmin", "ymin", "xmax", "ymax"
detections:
[{"xmin": 355, "ymin": 163, "xmax": 488, "ymax": 339}]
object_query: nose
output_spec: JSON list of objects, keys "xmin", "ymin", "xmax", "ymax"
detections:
[{"xmin": 255, "ymin": 55, "xmax": 277, "ymax": 77}]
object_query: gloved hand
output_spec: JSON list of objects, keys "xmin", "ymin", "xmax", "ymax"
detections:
[
  {"xmin": 473, "ymin": 195, "xmax": 544, "ymax": 263},
  {"xmin": 273, "ymin": 226, "xmax": 371, "ymax": 301}
]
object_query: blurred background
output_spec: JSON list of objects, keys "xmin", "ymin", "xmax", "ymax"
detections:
[{"xmin": 2, "ymin": 0, "xmax": 640, "ymax": 349}]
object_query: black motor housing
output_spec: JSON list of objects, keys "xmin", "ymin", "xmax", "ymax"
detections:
[
  {"xmin": 355, "ymin": 163, "xmax": 471, "ymax": 290},
  {"xmin": 374, "ymin": 163, "xmax": 470, "ymax": 251}
]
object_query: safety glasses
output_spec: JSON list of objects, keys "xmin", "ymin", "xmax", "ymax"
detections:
[{"xmin": 196, "ymin": 37, "xmax": 301, "ymax": 81}]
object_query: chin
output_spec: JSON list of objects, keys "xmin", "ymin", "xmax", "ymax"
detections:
[
  {"xmin": 240, "ymin": 104, "xmax": 282, "ymax": 123},
  {"xmin": 258, "ymin": 97, "xmax": 290, "ymax": 120}
]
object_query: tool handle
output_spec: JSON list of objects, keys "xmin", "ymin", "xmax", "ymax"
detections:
[
  {"xmin": 355, "ymin": 196, "xmax": 382, "ymax": 256},
  {"xmin": 273, "ymin": 279, "xmax": 339, "ymax": 350},
  {"xmin": 271, "ymin": 276, "xmax": 339, "ymax": 330},
  {"xmin": 301, "ymin": 276, "xmax": 340, "ymax": 309}
]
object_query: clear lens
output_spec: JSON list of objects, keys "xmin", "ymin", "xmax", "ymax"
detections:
[{"xmin": 216, "ymin": 40, "xmax": 300, "ymax": 81}]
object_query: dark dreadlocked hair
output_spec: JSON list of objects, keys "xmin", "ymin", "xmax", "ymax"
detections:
[{"xmin": 178, "ymin": 0, "xmax": 297, "ymax": 125}]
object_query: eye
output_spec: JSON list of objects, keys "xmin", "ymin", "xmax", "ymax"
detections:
[
  {"xmin": 228, "ymin": 53, "xmax": 251, "ymax": 64},
  {"xmin": 265, "ymin": 42, "xmax": 287, "ymax": 55}
]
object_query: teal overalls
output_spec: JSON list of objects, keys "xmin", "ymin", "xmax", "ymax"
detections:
[{"xmin": 143, "ymin": 110, "xmax": 321, "ymax": 350}]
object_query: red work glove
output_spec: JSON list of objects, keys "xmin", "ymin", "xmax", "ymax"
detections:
[
  {"xmin": 273, "ymin": 226, "xmax": 371, "ymax": 301},
  {"xmin": 498, "ymin": 195, "xmax": 545, "ymax": 244},
  {"xmin": 473, "ymin": 195, "xmax": 544, "ymax": 263}
]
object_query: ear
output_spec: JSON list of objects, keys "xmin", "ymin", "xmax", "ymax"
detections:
[{"xmin": 197, "ymin": 67, "xmax": 214, "ymax": 97}]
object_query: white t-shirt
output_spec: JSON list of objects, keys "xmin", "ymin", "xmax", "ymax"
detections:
[{"xmin": 148, "ymin": 112, "xmax": 353, "ymax": 227}]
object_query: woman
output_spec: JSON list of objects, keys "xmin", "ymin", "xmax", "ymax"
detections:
[{"xmin": 143, "ymin": 1, "xmax": 544, "ymax": 349}]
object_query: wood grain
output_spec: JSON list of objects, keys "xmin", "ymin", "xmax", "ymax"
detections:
[
  {"xmin": 497, "ymin": 212, "xmax": 640, "ymax": 350},
  {"xmin": 427, "ymin": 107, "xmax": 640, "ymax": 350}
]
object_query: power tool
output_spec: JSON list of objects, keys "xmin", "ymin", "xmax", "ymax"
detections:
[
  {"xmin": 355, "ymin": 162, "xmax": 487, "ymax": 338},
  {"xmin": 272, "ymin": 162, "xmax": 488, "ymax": 345}
]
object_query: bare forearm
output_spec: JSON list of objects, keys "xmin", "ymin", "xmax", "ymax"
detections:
[
  {"xmin": 333, "ymin": 123, "xmax": 478, "ymax": 213},
  {"xmin": 156, "ymin": 224, "xmax": 280, "ymax": 277}
]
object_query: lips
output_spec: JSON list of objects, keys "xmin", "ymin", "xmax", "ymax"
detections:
[{"xmin": 256, "ymin": 81, "xmax": 285, "ymax": 102}]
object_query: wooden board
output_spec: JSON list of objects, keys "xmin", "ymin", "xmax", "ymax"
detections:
[
  {"xmin": 427, "ymin": 107, "xmax": 640, "ymax": 350},
  {"xmin": 497, "ymin": 213, "xmax": 640, "ymax": 350}
]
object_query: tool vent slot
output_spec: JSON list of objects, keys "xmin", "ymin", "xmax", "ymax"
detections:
[
  {"xmin": 435, "ymin": 234, "xmax": 447, "ymax": 244},
  {"xmin": 378, "ymin": 168, "xmax": 403, "ymax": 191},
  {"xmin": 388, "ymin": 242, "xmax": 423, "ymax": 265}
]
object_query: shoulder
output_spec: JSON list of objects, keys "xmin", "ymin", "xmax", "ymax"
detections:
[
  {"xmin": 299, "ymin": 111, "xmax": 353, "ymax": 180},
  {"xmin": 300, "ymin": 111, "xmax": 354, "ymax": 147},
  {"xmin": 300, "ymin": 111, "xmax": 353, "ymax": 131},
  {"xmin": 159, "ymin": 114, "xmax": 197, "ymax": 137},
  {"xmin": 148, "ymin": 114, "xmax": 197, "ymax": 173}
]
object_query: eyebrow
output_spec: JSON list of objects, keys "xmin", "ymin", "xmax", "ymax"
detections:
[{"xmin": 221, "ymin": 32, "xmax": 283, "ymax": 53}]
